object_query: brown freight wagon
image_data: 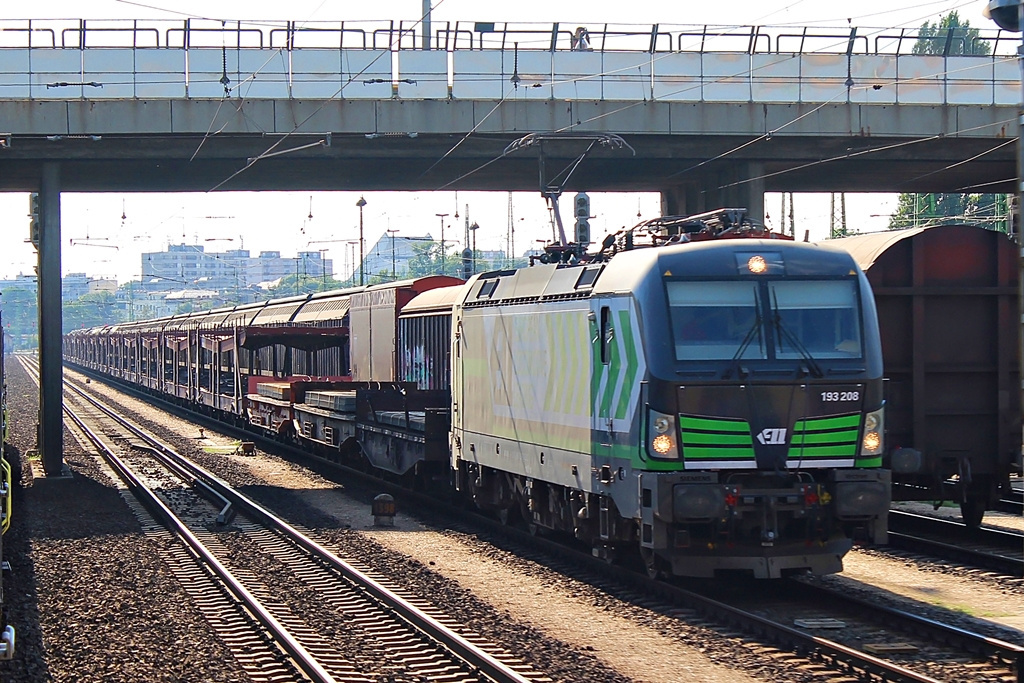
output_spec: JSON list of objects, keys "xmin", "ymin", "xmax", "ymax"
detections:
[{"xmin": 830, "ymin": 225, "xmax": 1021, "ymax": 526}]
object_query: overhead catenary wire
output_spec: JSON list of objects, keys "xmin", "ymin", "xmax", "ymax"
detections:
[
  {"xmin": 207, "ymin": 2, "xmax": 451, "ymax": 192},
  {"xmin": 417, "ymin": 9, "xmax": 1012, "ymax": 195},
  {"xmin": 32, "ymin": 6, "xmax": 1012, "ymax": 224}
]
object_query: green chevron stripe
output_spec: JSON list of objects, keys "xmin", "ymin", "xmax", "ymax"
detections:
[
  {"xmin": 791, "ymin": 429, "xmax": 858, "ymax": 445},
  {"xmin": 614, "ymin": 309, "xmax": 638, "ymax": 420},
  {"xmin": 680, "ymin": 416, "xmax": 750, "ymax": 432},
  {"xmin": 546, "ymin": 314, "xmax": 560, "ymax": 412},
  {"xmin": 856, "ymin": 455, "xmax": 882, "ymax": 468},
  {"xmin": 590, "ymin": 310, "xmax": 604, "ymax": 426},
  {"xmin": 794, "ymin": 414, "xmax": 859, "ymax": 431},
  {"xmin": 561, "ymin": 313, "xmax": 569, "ymax": 413},
  {"xmin": 682, "ymin": 432, "xmax": 754, "ymax": 446},
  {"xmin": 573, "ymin": 315, "xmax": 587, "ymax": 416}
]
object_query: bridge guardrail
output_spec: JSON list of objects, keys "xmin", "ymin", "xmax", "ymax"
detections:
[{"xmin": 0, "ymin": 19, "xmax": 1017, "ymax": 105}]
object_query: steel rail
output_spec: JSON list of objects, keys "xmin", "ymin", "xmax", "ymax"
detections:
[
  {"xmin": 63, "ymin": 367, "xmax": 534, "ymax": 683},
  {"xmin": 890, "ymin": 509, "xmax": 1024, "ymax": 548},
  {"xmin": 888, "ymin": 509, "xmax": 1024, "ymax": 577},
  {"xmin": 61, "ymin": 361, "xmax": 995, "ymax": 683},
  {"xmin": 56, "ymin": 385, "xmax": 339, "ymax": 683},
  {"xmin": 793, "ymin": 581, "xmax": 1024, "ymax": 681},
  {"xmin": 995, "ymin": 489, "xmax": 1023, "ymax": 515}
]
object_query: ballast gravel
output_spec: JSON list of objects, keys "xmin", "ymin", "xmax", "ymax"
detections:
[
  {"xmin": 0, "ymin": 358, "xmax": 251, "ymax": 683},
  {"xmin": 5, "ymin": 362, "xmax": 1021, "ymax": 683}
]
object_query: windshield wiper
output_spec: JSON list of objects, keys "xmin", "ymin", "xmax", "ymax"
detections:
[
  {"xmin": 770, "ymin": 289, "xmax": 823, "ymax": 378},
  {"xmin": 723, "ymin": 289, "xmax": 762, "ymax": 379}
]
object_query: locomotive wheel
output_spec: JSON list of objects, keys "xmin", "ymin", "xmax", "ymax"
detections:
[
  {"xmin": 960, "ymin": 498, "xmax": 985, "ymax": 529},
  {"xmin": 640, "ymin": 547, "xmax": 666, "ymax": 580}
]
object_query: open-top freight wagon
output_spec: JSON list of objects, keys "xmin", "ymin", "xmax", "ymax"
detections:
[{"xmin": 832, "ymin": 225, "xmax": 1021, "ymax": 526}]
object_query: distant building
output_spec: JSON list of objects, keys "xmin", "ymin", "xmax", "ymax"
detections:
[
  {"xmin": 362, "ymin": 235, "xmax": 433, "ymax": 281},
  {"xmin": 0, "ymin": 274, "xmax": 38, "ymax": 294},
  {"xmin": 0, "ymin": 273, "xmax": 115, "ymax": 302},
  {"xmin": 141, "ymin": 244, "xmax": 332, "ymax": 292},
  {"xmin": 61, "ymin": 272, "xmax": 118, "ymax": 301},
  {"xmin": 88, "ymin": 279, "xmax": 118, "ymax": 296}
]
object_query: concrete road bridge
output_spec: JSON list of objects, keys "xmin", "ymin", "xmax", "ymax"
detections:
[
  {"xmin": 0, "ymin": 18, "xmax": 1019, "ymax": 211},
  {"xmin": 2, "ymin": 17, "xmax": 1020, "ymax": 476}
]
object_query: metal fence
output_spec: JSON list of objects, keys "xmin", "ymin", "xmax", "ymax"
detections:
[{"xmin": 0, "ymin": 19, "xmax": 1017, "ymax": 104}]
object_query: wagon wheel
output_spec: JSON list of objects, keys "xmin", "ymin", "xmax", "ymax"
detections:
[
  {"xmin": 959, "ymin": 498, "xmax": 985, "ymax": 529},
  {"xmin": 496, "ymin": 507, "xmax": 517, "ymax": 526}
]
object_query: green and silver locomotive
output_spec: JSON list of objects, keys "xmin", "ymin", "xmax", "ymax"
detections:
[{"xmin": 451, "ymin": 216, "xmax": 888, "ymax": 578}]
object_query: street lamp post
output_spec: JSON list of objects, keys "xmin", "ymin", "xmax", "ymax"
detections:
[
  {"xmin": 469, "ymin": 221, "xmax": 479, "ymax": 276},
  {"xmin": 435, "ymin": 213, "xmax": 448, "ymax": 275},
  {"xmin": 346, "ymin": 240, "xmax": 359, "ymax": 286},
  {"xmin": 356, "ymin": 196, "xmax": 367, "ymax": 286},
  {"xmin": 318, "ymin": 248, "xmax": 328, "ymax": 290},
  {"xmin": 387, "ymin": 229, "xmax": 400, "ymax": 281}
]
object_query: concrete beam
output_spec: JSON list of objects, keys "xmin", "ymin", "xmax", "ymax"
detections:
[
  {"xmin": 660, "ymin": 162, "xmax": 765, "ymax": 225},
  {"xmin": 0, "ymin": 100, "xmax": 1014, "ymax": 194}
]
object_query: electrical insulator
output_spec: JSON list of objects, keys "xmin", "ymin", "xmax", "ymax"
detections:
[{"xmin": 28, "ymin": 192, "xmax": 40, "ymax": 248}]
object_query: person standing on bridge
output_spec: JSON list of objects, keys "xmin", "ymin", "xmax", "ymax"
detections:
[{"xmin": 571, "ymin": 26, "xmax": 592, "ymax": 51}]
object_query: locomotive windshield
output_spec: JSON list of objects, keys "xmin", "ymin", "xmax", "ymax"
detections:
[
  {"xmin": 668, "ymin": 278, "xmax": 862, "ymax": 362},
  {"xmin": 768, "ymin": 280, "xmax": 861, "ymax": 360},
  {"xmin": 668, "ymin": 281, "xmax": 763, "ymax": 360}
]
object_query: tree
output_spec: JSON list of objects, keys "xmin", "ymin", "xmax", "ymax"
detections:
[
  {"xmin": 889, "ymin": 16, "xmax": 1005, "ymax": 232},
  {"xmin": 888, "ymin": 192, "xmax": 1010, "ymax": 232},
  {"xmin": 1, "ymin": 288, "xmax": 38, "ymax": 350},
  {"xmin": 63, "ymin": 291, "xmax": 124, "ymax": 333},
  {"xmin": 269, "ymin": 273, "xmax": 348, "ymax": 297},
  {"xmin": 913, "ymin": 11, "xmax": 990, "ymax": 56},
  {"xmin": 405, "ymin": 241, "xmax": 463, "ymax": 278}
]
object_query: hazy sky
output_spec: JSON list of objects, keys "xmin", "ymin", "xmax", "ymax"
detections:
[{"xmin": 0, "ymin": 1, "xmax": 1000, "ymax": 282}]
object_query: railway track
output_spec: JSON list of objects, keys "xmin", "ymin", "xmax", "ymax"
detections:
[
  {"xmin": 63, "ymin": 362, "xmax": 1024, "ymax": 683},
  {"xmin": 25, "ymin": 357, "xmax": 542, "ymax": 683},
  {"xmin": 438, "ymin": 512, "xmax": 1024, "ymax": 683},
  {"xmin": 996, "ymin": 485, "xmax": 1023, "ymax": 516},
  {"xmin": 887, "ymin": 510, "xmax": 1024, "ymax": 578}
]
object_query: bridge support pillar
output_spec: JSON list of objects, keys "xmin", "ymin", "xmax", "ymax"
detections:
[
  {"xmin": 38, "ymin": 163, "xmax": 65, "ymax": 477},
  {"xmin": 661, "ymin": 162, "xmax": 764, "ymax": 226}
]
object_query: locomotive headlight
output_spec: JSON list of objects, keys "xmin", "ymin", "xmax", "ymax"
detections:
[
  {"xmin": 653, "ymin": 415, "xmax": 671, "ymax": 434},
  {"xmin": 862, "ymin": 431, "xmax": 881, "ymax": 452},
  {"xmin": 860, "ymin": 406, "xmax": 884, "ymax": 455},
  {"xmin": 647, "ymin": 408, "xmax": 679, "ymax": 460},
  {"xmin": 652, "ymin": 434, "xmax": 673, "ymax": 455},
  {"xmin": 747, "ymin": 255, "xmax": 767, "ymax": 274}
]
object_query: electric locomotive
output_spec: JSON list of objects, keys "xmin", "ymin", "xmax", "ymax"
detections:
[{"xmin": 451, "ymin": 211, "xmax": 889, "ymax": 578}]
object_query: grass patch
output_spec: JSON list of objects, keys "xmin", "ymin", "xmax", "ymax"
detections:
[{"xmin": 201, "ymin": 442, "xmax": 241, "ymax": 455}]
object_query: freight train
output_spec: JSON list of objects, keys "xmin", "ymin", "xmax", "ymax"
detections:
[{"xmin": 65, "ymin": 209, "xmax": 893, "ymax": 579}]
